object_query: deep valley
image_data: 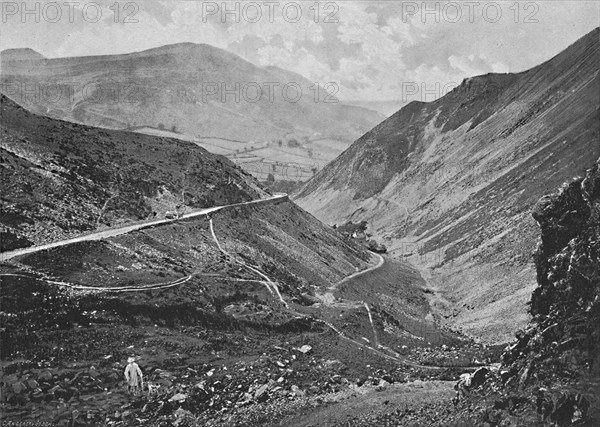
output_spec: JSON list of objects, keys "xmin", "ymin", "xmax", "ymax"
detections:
[{"xmin": 1, "ymin": 13, "xmax": 598, "ymax": 427}]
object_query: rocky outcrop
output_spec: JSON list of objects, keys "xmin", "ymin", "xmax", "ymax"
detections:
[
  {"xmin": 456, "ymin": 159, "xmax": 599, "ymax": 425},
  {"xmin": 504, "ymin": 159, "xmax": 599, "ymax": 372}
]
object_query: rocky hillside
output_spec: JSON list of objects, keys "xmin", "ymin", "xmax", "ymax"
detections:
[
  {"xmin": 449, "ymin": 160, "xmax": 599, "ymax": 426},
  {"xmin": 0, "ymin": 93, "xmax": 267, "ymax": 251},
  {"xmin": 0, "ymin": 43, "xmax": 383, "ymax": 145},
  {"xmin": 294, "ymin": 28, "xmax": 600, "ymax": 342},
  {"xmin": 0, "ymin": 89, "xmax": 480, "ymax": 425},
  {"xmin": 0, "ymin": 195, "xmax": 482, "ymax": 426},
  {"xmin": 500, "ymin": 159, "xmax": 599, "ymax": 423}
]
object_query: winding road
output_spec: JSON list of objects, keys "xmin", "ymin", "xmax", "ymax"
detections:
[
  {"xmin": 0, "ymin": 193, "xmax": 455, "ymax": 369},
  {"xmin": 0, "ymin": 193, "xmax": 288, "ymax": 262},
  {"xmin": 337, "ymin": 253, "xmax": 385, "ymax": 286},
  {"xmin": 317, "ymin": 252, "xmax": 385, "ymax": 306}
]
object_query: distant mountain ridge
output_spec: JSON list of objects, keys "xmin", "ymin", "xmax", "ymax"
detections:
[
  {"xmin": 0, "ymin": 43, "xmax": 383, "ymax": 144},
  {"xmin": 0, "ymin": 48, "xmax": 46, "ymax": 62},
  {"xmin": 294, "ymin": 28, "xmax": 600, "ymax": 342}
]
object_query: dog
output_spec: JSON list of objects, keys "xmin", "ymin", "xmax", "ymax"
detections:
[{"xmin": 147, "ymin": 382, "xmax": 160, "ymax": 397}]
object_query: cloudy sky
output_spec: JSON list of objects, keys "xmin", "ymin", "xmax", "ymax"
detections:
[{"xmin": 2, "ymin": 1, "xmax": 598, "ymax": 103}]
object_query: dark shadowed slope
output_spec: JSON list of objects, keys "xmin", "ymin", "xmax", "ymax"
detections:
[
  {"xmin": 0, "ymin": 93, "xmax": 267, "ymax": 251},
  {"xmin": 294, "ymin": 28, "xmax": 600, "ymax": 342}
]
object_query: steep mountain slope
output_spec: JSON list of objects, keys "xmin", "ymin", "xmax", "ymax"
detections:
[
  {"xmin": 0, "ymin": 93, "xmax": 266, "ymax": 251},
  {"xmin": 0, "ymin": 43, "xmax": 383, "ymax": 146},
  {"xmin": 295, "ymin": 28, "xmax": 600, "ymax": 342}
]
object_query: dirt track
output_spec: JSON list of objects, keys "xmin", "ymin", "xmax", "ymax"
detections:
[
  {"xmin": 209, "ymin": 217, "xmax": 289, "ymax": 307},
  {"xmin": 278, "ymin": 380, "xmax": 456, "ymax": 426}
]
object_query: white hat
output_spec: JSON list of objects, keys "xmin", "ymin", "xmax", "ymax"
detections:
[{"xmin": 127, "ymin": 357, "xmax": 135, "ymax": 363}]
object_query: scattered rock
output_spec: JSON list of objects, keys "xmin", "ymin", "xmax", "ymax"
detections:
[
  {"xmin": 37, "ymin": 371, "xmax": 53, "ymax": 382},
  {"xmin": 12, "ymin": 382, "xmax": 27, "ymax": 394},
  {"xmin": 26, "ymin": 379, "xmax": 39, "ymax": 390},
  {"xmin": 173, "ymin": 407, "xmax": 195, "ymax": 426},
  {"xmin": 254, "ymin": 384, "xmax": 269, "ymax": 402},
  {"xmin": 471, "ymin": 367, "xmax": 489, "ymax": 388},
  {"xmin": 296, "ymin": 345, "xmax": 312, "ymax": 354},
  {"xmin": 169, "ymin": 393, "xmax": 188, "ymax": 403}
]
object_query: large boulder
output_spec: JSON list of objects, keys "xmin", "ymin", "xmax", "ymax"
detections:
[{"xmin": 530, "ymin": 161, "xmax": 599, "ymax": 317}]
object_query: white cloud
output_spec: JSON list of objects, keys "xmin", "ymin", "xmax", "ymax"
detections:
[
  {"xmin": 448, "ymin": 55, "xmax": 487, "ymax": 78},
  {"xmin": 491, "ymin": 62, "xmax": 510, "ymax": 73},
  {"xmin": 1, "ymin": 0, "xmax": 597, "ymax": 104},
  {"xmin": 227, "ymin": 13, "xmax": 324, "ymax": 47}
]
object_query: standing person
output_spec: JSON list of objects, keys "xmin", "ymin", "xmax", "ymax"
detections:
[
  {"xmin": 454, "ymin": 373, "xmax": 472, "ymax": 401},
  {"xmin": 124, "ymin": 357, "xmax": 143, "ymax": 395}
]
